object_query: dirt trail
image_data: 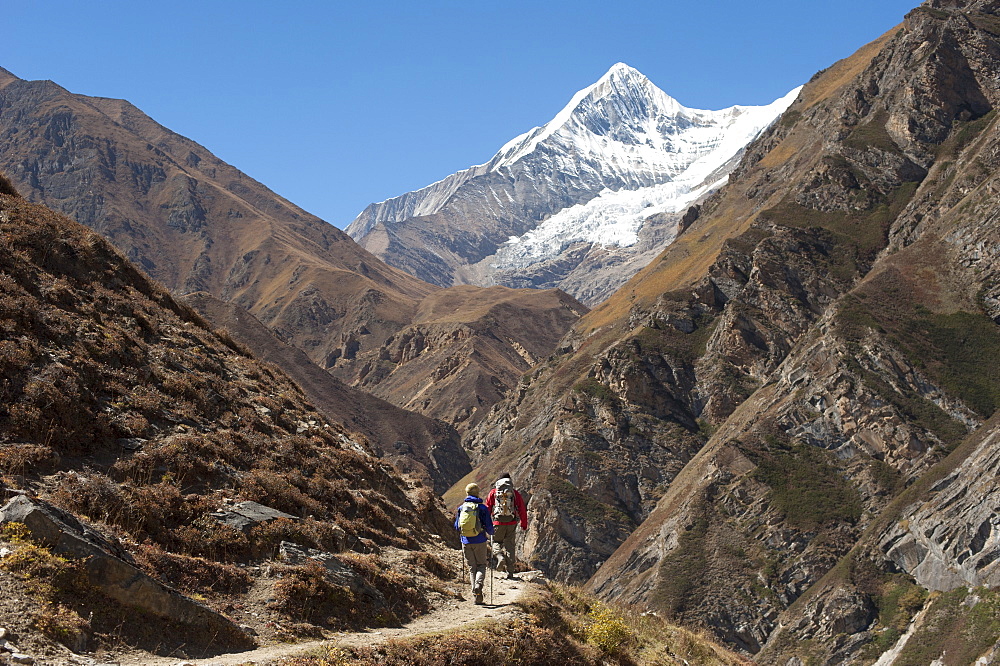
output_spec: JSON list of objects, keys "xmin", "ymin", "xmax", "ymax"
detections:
[{"xmin": 129, "ymin": 572, "xmax": 537, "ymax": 666}]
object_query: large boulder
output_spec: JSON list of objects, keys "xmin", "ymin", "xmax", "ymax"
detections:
[{"xmin": 0, "ymin": 495, "xmax": 254, "ymax": 651}]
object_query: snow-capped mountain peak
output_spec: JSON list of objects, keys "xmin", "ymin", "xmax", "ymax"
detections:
[
  {"xmin": 346, "ymin": 64, "xmax": 800, "ymax": 303},
  {"xmin": 490, "ymin": 62, "xmax": 683, "ymax": 169}
]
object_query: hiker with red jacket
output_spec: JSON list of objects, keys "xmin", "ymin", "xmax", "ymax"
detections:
[
  {"xmin": 484, "ymin": 473, "xmax": 528, "ymax": 579},
  {"xmin": 454, "ymin": 482, "xmax": 494, "ymax": 604}
]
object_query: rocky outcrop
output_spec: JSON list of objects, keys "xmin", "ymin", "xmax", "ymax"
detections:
[
  {"xmin": 0, "ymin": 496, "xmax": 254, "ymax": 649},
  {"xmin": 461, "ymin": 0, "xmax": 1000, "ymax": 659},
  {"xmin": 880, "ymin": 427, "xmax": 1000, "ymax": 591}
]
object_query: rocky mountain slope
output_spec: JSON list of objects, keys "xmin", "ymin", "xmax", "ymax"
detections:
[
  {"xmin": 348, "ymin": 63, "xmax": 798, "ymax": 305},
  {"xmin": 0, "ymin": 181, "xmax": 752, "ymax": 666},
  {"xmin": 0, "ymin": 66, "xmax": 585, "ymax": 448},
  {"xmin": 180, "ymin": 291, "xmax": 469, "ymax": 494},
  {"xmin": 0, "ymin": 181, "xmax": 461, "ymax": 661},
  {"xmin": 460, "ymin": 0, "xmax": 1000, "ymax": 660}
]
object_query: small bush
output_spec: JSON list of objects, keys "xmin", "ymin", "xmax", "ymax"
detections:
[
  {"xmin": 133, "ymin": 543, "xmax": 252, "ymax": 595},
  {"xmin": 573, "ymin": 377, "xmax": 618, "ymax": 402},
  {"xmin": 404, "ymin": 551, "xmax": 456, "ymax": 580},
  {"xmin": 0, "ymin": 523, "xmax": 88, "ymax": 599},
  {"xmin": 753, "ymin": 438, "xmax": 862, "ymax": 530},
  {"xmin": 33, "ymin": 602, "xmax": 91, "ymax": 651},
  {"xmin": 584, "ymin": 603, "xmax": 633, "ymax": 654},
  {"xmin": 0, "ymin": 172, "xmax": 20, "ymax": 197},
  {"xmin": 270, "ymin": 561, "xmax": 355, "ymax": 626}
]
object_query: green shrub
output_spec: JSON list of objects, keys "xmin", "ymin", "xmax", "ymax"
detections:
[
  {"xmin": 584, "ymin": 602, "xmax": 633, "ymax": 654},
  {"xmin": 753, "ymin": 441, "xmax": 862, "ymax": 530},
  {"xmin": 573, "ymin": 377, "xmax": 617, "ymax": 402}
]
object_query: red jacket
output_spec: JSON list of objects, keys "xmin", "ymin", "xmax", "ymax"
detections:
[{"xmin": 484, "ymin": 485, "xmax": 528, "ymax": 529}]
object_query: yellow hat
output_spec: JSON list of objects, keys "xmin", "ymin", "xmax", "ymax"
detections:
[{"xmin": 465, "ymin": 482, "xmax": 480, "ymax": 496}]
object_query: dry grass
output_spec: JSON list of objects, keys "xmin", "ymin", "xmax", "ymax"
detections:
[
  {"xmin": 800, "ymin": 27, "xmax": 901, "ymax": 109},
  {"xmin": 278, "ymin": 582, "xmax": 750, "ymax": 666},
  {"xmin": 0, "ymin": 191, "xmax": 449, "ymax": 647}
]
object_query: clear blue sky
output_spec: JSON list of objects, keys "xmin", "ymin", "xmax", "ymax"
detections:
[{"xmin": 4, "ymin": 1, "xmax": 918, "ymax": 229}]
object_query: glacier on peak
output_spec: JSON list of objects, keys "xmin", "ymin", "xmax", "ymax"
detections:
[
  {"xmin": 491, "ymin": 84, "xmax": 802, "ymax": 269},
  {"xmin": 346, "ymin": 62, "xmax": 801, "ymax": 302}
]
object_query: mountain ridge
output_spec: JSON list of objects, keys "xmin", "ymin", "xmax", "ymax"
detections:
[
  {"xmin": 347, "ymin": 63, "xmax": 798, "ymax": 304},
  {"xmin": 0, "ymin": 66, "xmax": 586, "ymax": 453},
  {"xmin": 455, "ymin": 2, "xmax": 1000, "ymax": 659}
]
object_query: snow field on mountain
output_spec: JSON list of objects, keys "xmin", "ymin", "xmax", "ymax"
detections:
[{"xmin": 493, "ymin": 82, "xmax": 802, "ymax": 268}]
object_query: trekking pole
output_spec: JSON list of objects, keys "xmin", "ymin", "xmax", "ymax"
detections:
[{"xmin": 489, "ymin": 535, "xmax": 494, "ymax": 605}]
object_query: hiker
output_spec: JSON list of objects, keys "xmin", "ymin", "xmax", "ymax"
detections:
[
  {"xmin": 454, "ymin": 482, "xmax": 494, "ymax": 604},
  {"xmin": 484, "ymin": 473, "xmax": 528, "ymax": 579}
]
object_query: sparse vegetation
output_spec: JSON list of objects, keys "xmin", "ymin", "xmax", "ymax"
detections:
[
  {"xmin": 891, "ymin": 587, "xmax": 1000, "ymax": 665},
  {"xmin": 836, "ymin": 266, "xmax": 1000, "ymax": 442},
  {"xmin": 653, "ymin": 512, "xmax": 710, "ymax": 617},
  {"xmin": 545, "ymin": 475, "xmax": 633, "ymax": 528},
  {"xmin": 279, "ymin": 582, "xmax": 750, "ymax": 666},
  {"xmin": 753, "ymin": 437, "xmax": 862, "ymax": 530},
  {"xmin": 759, "ymin": 179, "xmax": 920, "ymax": 270},
  {"xmin": 843, "ymin": 110, "xmax": 902, "ymax": 155},
  {"xmin": 573, "ymin": 376, "xmax": 619, "ymax": 402},
  {"xmin": 0, "ymin": 190, "xmax": 449, "ymax": 653}
]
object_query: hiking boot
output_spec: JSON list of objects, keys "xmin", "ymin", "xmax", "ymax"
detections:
[
  {"xmin": 507, "ymin": 572, "xmax": 517, "ymax": 580},
  {"xmin": 474, "ymin": 592, "xmax": 484, "ymax": 605}
]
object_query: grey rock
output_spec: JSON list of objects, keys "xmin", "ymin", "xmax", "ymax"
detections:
[
  {"xmin": 0, "ymin": 494, "xmax": 135, "ymax": 564},
  {"xmin": 0, "ymin": 496, "xmax": 254, "ymax": 650},
  {"xmin": 880, "ymin": 428, "xmax": 1000, "ymax": 591},
  {"xmin": 116, "ymin": 438, "xmax": 145, "ymax": 451},
  {"xmin": 278, "ymin": 540, "xmax": 355, "ymax": 588},
  {"xmin": 518, "ymin": 570, "xmax": 548, "ymax": 584},
  {"xmin": 208, "ymin": 501, "xmax": 297, "ymax": 532}
]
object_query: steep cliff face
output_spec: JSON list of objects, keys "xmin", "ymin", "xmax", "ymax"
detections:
[
  {"xmin": 462, "ymin": 0, "xmax": 1000, "ymax": 658},
  {"xmin": 348, "ymin": 63, "xmax": 796, "ymax": 304},
  {"xmin": 0, "ymin": 67, "xmax": 584, "ymax": 454}
]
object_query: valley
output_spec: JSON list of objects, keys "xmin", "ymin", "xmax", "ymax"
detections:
[{"xmin": 2, "ymin": 1, "xmax": 1000, "ymax": 663}]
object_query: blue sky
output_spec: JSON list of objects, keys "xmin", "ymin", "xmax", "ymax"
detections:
[{"xmin": 4, "ymin": 1, "xmax": 918, "ymax": 229}]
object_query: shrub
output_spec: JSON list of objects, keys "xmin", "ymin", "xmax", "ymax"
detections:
[
  {"xmin": 403, "ymin": 551, "xmax": 455, "ymax": 580},
  {"xmin": 0, "ymin": 523, "xmax": 88, "ymax": 600},
  {"xmin": 33, "ymin": 602, "xmax": 91, "ymax": 651},
  {"xmin": 584, "ymin": 603, "xmax": 633, "ymax": 654},
  {"xmin": 573, "ymin": 377, "xmax": 618, "ymax": 402},
  {"xmin": 133, "ymin": 543, "xmax": 252, "ymax": 595},
  {"xmin": 270, "ymin": 561, "xmax": 355, "ymax": 627},
  {"xmin": 754, "ymin": 441, "xmax": 862, "ymax": 530}
]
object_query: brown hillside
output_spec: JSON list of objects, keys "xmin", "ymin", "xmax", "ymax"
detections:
[
  {"xmin": 182, "ymin": 291, "xmax": 470, "ymax": 493},
  {"xmin": 358, "ymin": 285, "xmax": 587, "ymax": 435},
  {"xmin": 0, "ymin": 67, "xmax": 585, "ymax": 447},
  {"xmin": 0, "ymin": 191, "xmax": 456, "ymax": 659}
]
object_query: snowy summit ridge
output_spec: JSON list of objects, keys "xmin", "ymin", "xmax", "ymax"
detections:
[{"xmin": 347, "ymin": 63, "xmax": 800, "ymax": 303}]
